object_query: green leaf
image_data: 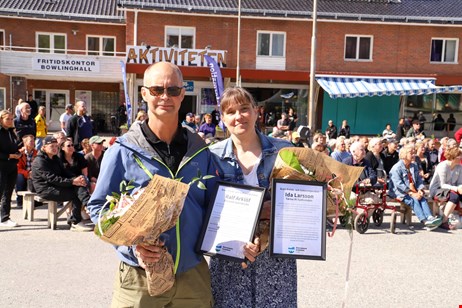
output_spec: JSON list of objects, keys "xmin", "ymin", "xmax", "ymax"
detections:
[
  {"xmin": 202, "ymin": 175, "xmax": 215, "ymax": 180},
  {"xmin": 196, "ymin": 181, "xmax": 207, "ymax": 190},
  {"xmin": 279, "ymin": 149, "xmax": 304, "ymax": 173},
  {"xmin": 196, "ymin": 169, "xmax": 202, "ymax": 178},
  {"xmin": 176, "ymin": 177, "xmax": 184, "ymax": 182}
]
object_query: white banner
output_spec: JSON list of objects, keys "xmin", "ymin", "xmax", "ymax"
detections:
[{"xmin": 32, "ymin": 56, "xmax": 100, "ymax": 72}]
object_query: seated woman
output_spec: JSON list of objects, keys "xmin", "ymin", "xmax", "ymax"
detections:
[
  {"xmin": 198, "ymin": 113, "xmax": 216, "ymax": 138},
  {"xmin": 429, "ymin": 147, "xmax": 462, "ymax": 230},
  {"xmin": 389, "ymin": 145, "xmax": 442, "ymax": 230},
  {"xmin": 414, "ymin": 141, "xmax": 431, "ymax": 184}
]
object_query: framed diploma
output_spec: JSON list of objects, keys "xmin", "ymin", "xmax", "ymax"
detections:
[
  {"xmin": 270, "ymin": 179, "xmax": 327, "ymax": 260},
  {"xmin": 197, "ymin": 181, "xmax": 266, "ymax": 262}
]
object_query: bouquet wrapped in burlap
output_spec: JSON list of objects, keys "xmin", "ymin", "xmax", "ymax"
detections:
[
  {"xmin": 95, "ymin": 174, "xmax": 190, "ymax": 296},
  {"xmin": 270, "ymin": 147, "xmax": 363, "ymax": 215}
]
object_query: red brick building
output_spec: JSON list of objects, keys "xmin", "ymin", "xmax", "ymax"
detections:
[{"xmin": 1, "ymin": 0, "xmax": 462, "ymax": 134}]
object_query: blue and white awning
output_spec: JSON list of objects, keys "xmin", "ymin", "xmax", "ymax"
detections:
[{"xmin": 316, "ymin": 75, "xmax": 462, "ymax": 99}]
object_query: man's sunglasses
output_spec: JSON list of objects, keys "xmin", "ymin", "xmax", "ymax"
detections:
[{"xmin": 143, "ymin": 86, "xmax": 183, "ymax": 97}]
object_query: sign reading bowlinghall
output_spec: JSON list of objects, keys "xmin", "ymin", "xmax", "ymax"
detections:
[
  {"xmin": 32, "ymin": 56, "xmax": 100, "ymax": 72},
  {"xmin": 126, "ymin": 46, "xmax": 227, "ymax": 67}
]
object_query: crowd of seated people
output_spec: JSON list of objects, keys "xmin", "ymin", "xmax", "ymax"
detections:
[{"xmin": 0, "ymin": 101, "xmax": 114, "ymax": 231}]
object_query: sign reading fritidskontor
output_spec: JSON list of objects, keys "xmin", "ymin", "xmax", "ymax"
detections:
[{"xmin": 32, "ymin": 56, "xmax": 100, "ymax": 72}]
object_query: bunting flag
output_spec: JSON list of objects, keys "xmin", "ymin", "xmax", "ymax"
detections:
[{"xmin": 120, "ymin": 60, "xmax": 132, "ymax": 126}]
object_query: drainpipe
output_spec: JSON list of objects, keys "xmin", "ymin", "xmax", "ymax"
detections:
[{"xmin": 308, "ymin": 0, "xmax": 318, "ymax": 130}]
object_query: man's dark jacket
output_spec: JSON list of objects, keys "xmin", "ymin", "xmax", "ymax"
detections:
[{"xmin": 30, "ymin": 150, "xmax": 74, "ymax": 197}]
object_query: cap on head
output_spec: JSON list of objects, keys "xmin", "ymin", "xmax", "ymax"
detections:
[
  {"xmin": 44, "ymin": 136, "xmax": 58, "ymax": 145},
  {"xmin": 89, "ymin": 135, "xmax": 105, "ymax": 145}
]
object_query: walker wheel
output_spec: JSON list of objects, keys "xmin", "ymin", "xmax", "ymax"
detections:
[
  {"xmin": 354, "ymin": 212, "xmax": 369, "ymax": 234},
  {"xmin": 372, "ymin": 208, "xmax": 384, "ymax": 226},
  {"xmin": 339, "ymin": 215, "xmax": 347, "ymax": 227}
]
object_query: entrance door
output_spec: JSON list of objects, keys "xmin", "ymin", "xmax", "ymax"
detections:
[
  {"xmin": 179, "ymin": 95, "xmax": 197, "ymax": 123},
  {"xmin": 34, "ymin": 90, "xmax": 69, "ymax": 132}
]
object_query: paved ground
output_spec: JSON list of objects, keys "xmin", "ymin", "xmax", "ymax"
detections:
[{"xmin": 1, "ymin": 204, "xmax": 461, "ymax": 308}]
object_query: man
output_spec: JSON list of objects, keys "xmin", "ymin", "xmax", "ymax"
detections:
[
  {"xmin": 381, "ymin": 139, "xmax": 399, "ymax": 176},
  {"xmin": 342, "ymin": 141, "xmax": 377, "ymax": 186},
  {"xmin": 34, "ymin": 106, "xmax": 47, "ymax": 151},
  {"xmin": 325, "ymin": 120, "xmax": 337, "ymax": 140},
  {"xmin": 16, "ymin": 135, "xmax": 37, "ymax": 208},
  {"xmin": 330, "ymin": 137, "xmax": 351, "ymax": 162},
  {"xmin": 60, "ymin": 104, "xmax": 74, "ymax": 134},
  {"xmin": 181, "ymin": 112, "xmax": 196, "ymax": 130},
  {"xmin": 85, "ymin": 135, "xmax": 105, "ymax": 193},
  {"xmin": 426, "ymin": 138, "xmax": 439, "ymax": 171},
  {"xmin": 14, "ymin": 102, "xmax": 36, "ymax": 142},
  {"xmin": 276, "ymin": 112, "xmax": 290, "ymax": 135},
  {"xmin": 87, "ymin": 62, "xmax": 217, "ymax": 306},
  {"xmin": 395, "ymin": 117, "xmax": 405, "ymax": 141},
  {"xmin": 406, "ymin": 119, "xmax": 425, "ymax": 139},
  {"xmin": 26, "ymin": 94, "xmax": 38, "ymax": 120},
  {"xmin": 66, "ymin": 100, "xmax": 93, "ymax": 151},
  {"xmin": 30, "ymin": 136, "xmax": 92, "ymax": 232}
]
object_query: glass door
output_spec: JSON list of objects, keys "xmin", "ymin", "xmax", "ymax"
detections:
[{"xmin": 34, "ymin": 90, "xmax": 69, "ymax": 132}]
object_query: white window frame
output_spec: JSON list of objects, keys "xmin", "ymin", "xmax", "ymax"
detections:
[
  {"xmin": 344, "ymin": 35, "xmax": 373, "ymax": 61},
  {"xmin": 86, "ymin": 35, "xmax": 116, "ymax": 56},
  {"xmin": 165, "ymin": 26, "xmax": 196, "ymax": 49},
  {"xmin": 430, "ymin": 38, "xmax": 459, "ymax": 64},
  {"xmin": 256, "ymin": 31, "xmax": 286, "ymax": 57},
  {"xmin": 36, "ymin": 32, "xmax": 67, "ymax": 53}
]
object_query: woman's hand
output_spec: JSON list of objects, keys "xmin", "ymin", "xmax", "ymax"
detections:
[
  {"xmin": 241, "ymin": 237, "xmax": 260, "ymax": 269},
  {"xmin": 135, "ymin": 243, "xmax": 165, "ymax": 269}
]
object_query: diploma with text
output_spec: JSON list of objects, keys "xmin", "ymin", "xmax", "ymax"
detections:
[
  {"xmin": 197, "ymin": 182, "xmax": 266, "ymax": 262},
  {"xmin": 270, "ymin": 179, "xmax": 326, "ymax": 260}
]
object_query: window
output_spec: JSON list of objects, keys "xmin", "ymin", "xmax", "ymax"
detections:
[
  {"xmin": 87, "ymin": 36, "xmax": 116, "ymax": 56},
  {"xmin": 257, "ymin": 32, "xmax": 285, "ymax": 57},
  {"xmin": 0, "ymin": 30, "xmax": 4, "ymax": 50},
  {"xmin": 430, "ymin": 38, "xmax": 458, "ymax": 63},
  {"xmin": 0, "ymin": 87, "xmax": 5, "ymax": 110},
  {"xmin": 344, "ymin": 35, "xmax": 373, "ymax": 61},
  {"xmin": 37, "ymin": 33, "xmax": 66, "ymax": 53},
  {"xmin": 165, "ymin": 27, "xmax": 195, "ymax": 49}
]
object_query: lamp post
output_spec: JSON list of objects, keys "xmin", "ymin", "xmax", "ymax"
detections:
[
  {"xmin": 236, "ymin": 0, "xmax": 242, "ymax": 87},
  {"xmin": 308, "ymin": 0, "xmax": 318, "ymax": 130}
]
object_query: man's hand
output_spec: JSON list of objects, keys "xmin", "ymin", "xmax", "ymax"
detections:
[
  {"xmin": 135, "ymin": 243, "xmax": 165, "ymax": 269},
  {"xmin": 72, "ymin": 175, "xmax": 87, "ymax": 187}
]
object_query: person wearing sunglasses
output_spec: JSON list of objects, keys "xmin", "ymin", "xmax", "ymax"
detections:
[{"xmin": 87, "ymin": 62, "xmax": 218, "ymax": 307}]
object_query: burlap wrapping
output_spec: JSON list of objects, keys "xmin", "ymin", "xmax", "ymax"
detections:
[
  {"xmin": 270, "ymin": 147, "xmax": 364, "ymax": 216},
  {"xmin": 97, "ymin": 175, "xmax": 189, "ymax": 296}
]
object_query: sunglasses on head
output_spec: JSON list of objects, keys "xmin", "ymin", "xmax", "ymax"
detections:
[{"xmin": 143, "ymin": 86, "xmax": 183, "ymax": 97}]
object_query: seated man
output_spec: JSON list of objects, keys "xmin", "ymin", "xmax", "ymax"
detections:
[
  {"xmin": 342, "ymin": 141, "xmax": 377, "ymax": 186},
  {"xmin": 388, "ymin": 145, "xmax": 442, "ymax": 230},
  {"xmin": 30, "ymin": 136, "xmax": 92, "ymax": 231},
  {"xmin": 330, "ymin": 137, "xmax": 351, "ymax": 162},
  {"xmin": 276, "ymin": 112, "xmax": 290, "ymax": 135},
  {"xmin": 16, "ymin": 134, "xmax": 37, "ymax": 207},
  {"xmin": 85, "ymin": 135, "xmax": 106, "ymax": 193}
]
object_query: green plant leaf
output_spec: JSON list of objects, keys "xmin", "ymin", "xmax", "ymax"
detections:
[
  {"xmin": 202, "ymin": 175, "xmax": 215, "ymax": 180},
  {"xmin": 196, "ymin": 181, "xmax": 207, "ymax": 190},
  {"xmin": 279, "ymin": 149, "xmax": 304, "ymax": 173}
]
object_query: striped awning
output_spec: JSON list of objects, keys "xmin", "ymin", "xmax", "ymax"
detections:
[{"xmin": 316, "ymin": 75, "xmax": 462, "ymax": 99}]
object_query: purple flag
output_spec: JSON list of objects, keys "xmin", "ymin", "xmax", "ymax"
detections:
[{"xmin": 204, "ymin": 55, "xmax": 224, "ymax": 108}]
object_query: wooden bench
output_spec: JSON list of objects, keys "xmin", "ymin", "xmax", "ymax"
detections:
[
  {"xmin": 16, "ymin": 191, "xmax": 37, "ymax": 221},
  {"xmin": 390, "ymin": 203, "xmax": 413, "ymax": 234},
  {"xmin": 32, "ymin": 196, "xmax": 72, "ymax": 230}
]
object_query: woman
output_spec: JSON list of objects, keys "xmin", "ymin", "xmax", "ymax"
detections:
[
  {"xmin": 429, "ymin": 147, "xmax": 462, "ymax": 230},
  {"xmin": 365, "ymin": 137, "xmax": 384, "ymax": 175},
  {"xmin": 134, "ymin": 110, "xmax": 147, "ymax": 123},
  {"xmin": 59, "ymin": 138, "xmax": 89, "ymax": 180},
  {"xmin": 338, "ymin": 119, "xmax": 350, "ymax": 139},
  {"xmin": 210, "ymin": 87, "xmax": 296, "ymax": 308},
  {"xmin": 389, "ymin": 145, "xmax": 442, "ymax": 230},
  {"xmin": 414, "ymin": 141, "xmax": 431, "ymax": 183},
  {"xmin": 79, "ymin": 138, "xmax": 92, "ymax": 155},
  {"xmin": 382, "ymin": 123, "xmax": 396, "ymax": 141},
  {"xmin": 35, "ymin": 105, "xmax": 47, "ymax": 150},
  {"xmin": 0, "ymin": 110, "xmax": 21, "ymax": 227}
]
